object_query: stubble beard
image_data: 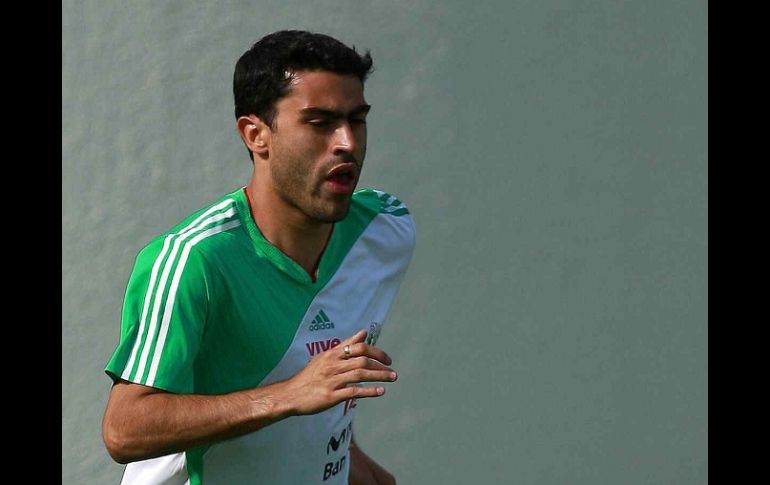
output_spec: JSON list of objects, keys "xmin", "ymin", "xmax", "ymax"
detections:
[
  {"xmin": 271, "ymin": 162, "xmax": 354, "ymax": 224},
  {"xmin": 298, "ymin": 190, "xmax": 353, "ymax": 224}
]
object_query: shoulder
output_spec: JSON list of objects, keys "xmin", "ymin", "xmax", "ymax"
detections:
[
  {"xmin": 351, "ymin": 188, "xmax": 416, "ymax": 249},
  {"xmin": 135, "ymin": 191, "xmax": 245, "ymax": 268},
  {"xmin": 352, "ymin": 189, "xmax": 412, "ymax": 217},
  {"xmin": 165, "ymin": 192, "xmax": 243, "ymax": 240}
]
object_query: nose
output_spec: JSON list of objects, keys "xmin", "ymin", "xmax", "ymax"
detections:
[{"xmin": 332, "ymin": 122, "xmax": 359, "ymax": 156}]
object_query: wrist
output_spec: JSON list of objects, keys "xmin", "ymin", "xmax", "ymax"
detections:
[
  {"xmin": 258, "ymin": 381, "xmax": 298, "ymax": 420},
  {"xmin": 244, "ymin": 383, "xmax": 294, "ymax": 427}
]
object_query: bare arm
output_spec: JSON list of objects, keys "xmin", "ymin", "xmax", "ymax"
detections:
[
  {"xmin": 103, "ymin": 329, "xmax": 396, "ymax": 464},
  {"xmin": 102, "ymin": 378, "xmax": 288, "ymax": 464}
]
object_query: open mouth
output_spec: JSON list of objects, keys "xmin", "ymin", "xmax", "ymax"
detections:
[
  {"xmin": 325, "ymin": 163, "xmax": 358, "ymax": 192},
  {"xmin": 327, "ymin": 172, "xmax": 354, "ymax": 184}
]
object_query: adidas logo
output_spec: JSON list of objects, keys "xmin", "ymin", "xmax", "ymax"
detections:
[{"xmin": 308, "ymin": 309, "xmax": 335, "ymax": 331}]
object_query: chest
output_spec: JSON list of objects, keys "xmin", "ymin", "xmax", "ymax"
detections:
[{"xmin": 194, "ymin": 239, "xmax": 401, "ymax": 392}]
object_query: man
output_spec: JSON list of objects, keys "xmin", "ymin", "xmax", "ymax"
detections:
[{"xmin": 102, "ymin": 30, "xmax": 415, "ymax": 485}]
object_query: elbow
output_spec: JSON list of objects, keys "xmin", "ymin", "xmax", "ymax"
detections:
[
  {"xmin": 103, "ymin": 379, "xmax": 159, "ymax": 464},
  {"xmin": 106, "ymin": 448, "xmax": 132, "ymax": 465},
  {"xmin": 102, "ymin": 417, "xmax": 135, "ymax": 464},
  {"xmin": 103, "ymin": 425, "xmax": 129, "ymax": 464}
]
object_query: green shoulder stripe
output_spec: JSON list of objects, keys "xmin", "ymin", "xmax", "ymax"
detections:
[{"xmin": 353, "ymin": 188, "xmax": 410, "ymax": 216}]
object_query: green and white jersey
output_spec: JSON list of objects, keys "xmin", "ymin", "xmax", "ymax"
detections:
[{"xmin": 105, "ymin": 187, "xmax": 415, "ymax": 485}]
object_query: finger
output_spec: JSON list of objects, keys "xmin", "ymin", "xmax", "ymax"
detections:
[
  {"xmin": 333, "ymin": 368, "xmax": 398, "ymax": 388},
  {"xmin": 340, "ymin": 329, "xmax": 368, "ymax": 346},
  {"xmin": 343, "ymin": 342, "xmax": 392, "ymax": 366},
  {"xmin": 338, "ymin": 356, "xmax": 393, "ymax": 373},
  {"xmin": 335, "ymin": 385, "xmax": 387, "ymax": 401},
  {"xmin": 332, "ymin": 331, "xmax": 368, "ymax": 362}
]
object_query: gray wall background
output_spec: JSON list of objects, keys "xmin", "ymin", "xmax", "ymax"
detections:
[{"xmin": 62, "ymin": 1, "xmax": 707, "ymax": 483}]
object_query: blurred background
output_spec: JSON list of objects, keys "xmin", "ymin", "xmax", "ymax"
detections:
[{"xmin": 62, "ymin": 1, "xmax": 707, "ymax": 483}]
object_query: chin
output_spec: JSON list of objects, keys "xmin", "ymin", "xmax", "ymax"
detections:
[
  {"xmin": 316, "ymin": 210, "xmax": 350, "ymax": 224},
  {"xmin": 311, "ymin": 202, "xmax": 351, "ymax": 223}
]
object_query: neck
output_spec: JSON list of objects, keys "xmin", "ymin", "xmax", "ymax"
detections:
[{"xmin": 244, "ymin": 179, "xmax": 332, "ymax": 278}]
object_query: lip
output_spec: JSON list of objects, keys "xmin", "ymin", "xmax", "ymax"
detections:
[
  {"xmin": 326, "ymin": 163, "xmax": 359, "ymax": 180},
  {"xmin": 324, "ymin": 163, "xmax": 359, "ymax": 194}
]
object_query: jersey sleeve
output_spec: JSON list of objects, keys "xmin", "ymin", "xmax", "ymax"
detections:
[
  {"xmin": 355, "ymin": 188, "xmax": 417, "ymax": 254},
  {"xmin": 105, "ymin": 236, "xmax": 212, "ymax": 394},
  {"xmin": 378, "ymin": 191, "xmax": 416, "ymax": 255}
]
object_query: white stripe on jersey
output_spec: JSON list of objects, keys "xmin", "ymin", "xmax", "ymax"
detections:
[
  {"xmin": 135, "ymin": 206, "xmax": 238, "ymax": 382},
  {"xmin": 122, "ymin": 234, "xmax": 174, "ymax": 381},
  {"xmin": 122, "ymin": 199, "xmax": 236, "ymax": 382},
  {"xmin": 146, "ymin": 218, "xmax": 241, "ymax": 386}
]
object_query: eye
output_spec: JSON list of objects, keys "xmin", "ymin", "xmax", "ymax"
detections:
[{"xmin": 350, "ymin": 118, "xmax": 367, "ymax": 126}]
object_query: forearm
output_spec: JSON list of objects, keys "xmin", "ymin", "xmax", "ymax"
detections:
[
  {"xmin": 103, "ymin": 380, "xmax": 293, "ymax": 464},
  {"xmin": 103, "ymin": 330, "xmax": 395, "ymax": 464}
]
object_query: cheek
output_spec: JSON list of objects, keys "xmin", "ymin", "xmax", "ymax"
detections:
[
  {"xmin": 274, "ymin": 134, "xmax": 308, "ymax": 162},
  {"xmin": 271, "ymin": 137, "xmax": 323, "ymax": 182},
  {"xmin": 283, "ymin": 132, "xmax": 327, "ymax": 158}
]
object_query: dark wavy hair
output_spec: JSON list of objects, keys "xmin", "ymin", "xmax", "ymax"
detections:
[{"xmin": 234, "ymin": 30, "xmax": 374, "ymax": 129}]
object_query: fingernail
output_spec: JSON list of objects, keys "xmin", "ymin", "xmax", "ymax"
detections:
[
  {"xmin": 390, "ymin": 372, "xmax": 398, "ymax": 381},
  {"xmin": 377, "ymin": 387, "xmax": 385, "ymax": 395}
]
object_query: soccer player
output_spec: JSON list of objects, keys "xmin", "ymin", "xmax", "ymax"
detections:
[{"xmin": 102, "ymin": 30, "xmax": 415, "ymax": 485}]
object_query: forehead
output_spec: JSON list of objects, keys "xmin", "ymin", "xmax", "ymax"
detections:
[{"xmin": 277, "ymin": 71, "xmax": 366, "ymax": 113}]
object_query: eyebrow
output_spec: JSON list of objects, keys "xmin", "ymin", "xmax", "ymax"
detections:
[{"xmin": 299, "ymin": 104, "xmax": 371, "ymax": 119}]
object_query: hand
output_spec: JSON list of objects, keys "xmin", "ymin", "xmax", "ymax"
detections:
[
  {"xmin": 276, "ymin": 329, "xmax": 397, "ymax": 416},
  {"xmin": 349, "ymin": 442, "xmax": 396, "ymax": 485}
]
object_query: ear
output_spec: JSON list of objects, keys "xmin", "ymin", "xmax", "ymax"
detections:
[{"xmin": 236, "ymin": 115, "xmax": 270, "ymax": 157}]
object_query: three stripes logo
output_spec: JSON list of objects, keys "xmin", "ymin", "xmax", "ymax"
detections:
[{"xmin": 309, "ymin": 309, "xmax": 335, "ymax": 331}]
